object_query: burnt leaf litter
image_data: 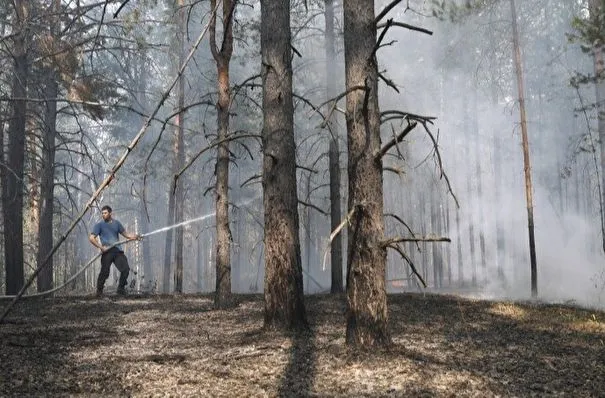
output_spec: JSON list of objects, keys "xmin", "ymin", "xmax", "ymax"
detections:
[{"xmin": 1, "ymin": 293, "xmax": 604, "ymax": 397}]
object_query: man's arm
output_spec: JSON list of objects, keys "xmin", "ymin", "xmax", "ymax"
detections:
[
  {"xmin": 121, "ymin": 230, "xmax": 141, "ymax": 241},
  {"xmin": 89, "ymin": 234, "xmax": 106, "ymax": 252}
]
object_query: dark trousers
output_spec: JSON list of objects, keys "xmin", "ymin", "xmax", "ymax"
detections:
[{"xmin": 97, "ymin": 250, "xmax": 130, "ymax": 292}]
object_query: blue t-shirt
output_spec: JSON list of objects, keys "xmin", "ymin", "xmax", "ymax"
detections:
[{"xmin": 92, "ymin": 219, "xmax": 125, "ymax": 252}]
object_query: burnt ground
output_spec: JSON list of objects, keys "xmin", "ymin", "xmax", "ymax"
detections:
[{"xmin": 0, "ymin": 293, "xmax": 604, "ymax": 397}]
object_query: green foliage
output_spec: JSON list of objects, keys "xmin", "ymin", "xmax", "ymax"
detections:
[
  {"xmin": 431, "ymin": 0, "xmax": 500, "ymax": 22},
  {"xmin": 568, "ymin": 1, "xmax": 605, "ymax": 87}
]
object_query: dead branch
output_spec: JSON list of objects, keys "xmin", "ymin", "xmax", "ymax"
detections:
[
  {"xmin": 372, "ymin": 19, "xmax": 394, "ymax": 59},
  {"xmin": 421, "ymin": 122, "xmax": 460, "ymax": 208},
  {"xmin": 378, "ymin": 71, "xmax": 400, "ymax": 93},
  {"xmin": 317, "ymin": 85, "xmax": 367, "ymax": 128},
  {"xmin": 381, "ymin": 109, "xmax": 437, "ymax": 124},
  {"xmin": 376, "ymin": 121, "xmax": 416, "ymax": 159},
  {"xmin": 321, "ymin": 206, "xmax": 357, "ymax": 271},
  {"xmin": 240, "ymin": 174, "xmax": 261, "ymax": 188},
  {"xmin": 383, "ymin": 166, "xmax": 405, "ymax": 175},
  {"xmin": 382, "ymin": 235, "xmax": 451, "ymax": 246},
  {"xmin": 385, "ymin": 213, "xmax": 421, "ymax": 252},
  {"xmin": 375, "ymin": 0, "xmax": 404, "ymax": 24},
  {"xmin": 386, "ymin": 243, "xmax": 427, "ymax": 288},
  {"xmin": 299, "ymin": 200, "xmax": 328, "ymax": 215},
  {"xmin": 377, "ymin": 21, "xmax": 433, "ymax": 36},
  {"xmin": 388, "ymin": 123, "xmax": 406, "ymax": 160},
  {"xmin": 113, "ymin": 0, "xmax": 132, "ymax": 18},
  {"xmin": 174, "ymin": 133, "xmax": 261, "ymax": 186}
]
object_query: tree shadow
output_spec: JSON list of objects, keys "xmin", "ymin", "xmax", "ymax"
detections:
[{"xmin": 277, "ymin": 328, "xmax": 317, "ymax": 398}]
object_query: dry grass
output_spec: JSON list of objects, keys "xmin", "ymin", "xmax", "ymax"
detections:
[{"xmin": 1, "ymin": 293, "xmax": 604, "ymax": 397}]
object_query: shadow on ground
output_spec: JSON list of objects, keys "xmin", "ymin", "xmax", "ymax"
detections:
[{"xmin": 0, "ymin": 293, "xmax": 603, "ymax": 397}]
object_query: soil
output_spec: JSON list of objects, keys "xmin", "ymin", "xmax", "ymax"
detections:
[{"xmin": 1, "ymin": 292, "xmax": 604, "ymax": 397}]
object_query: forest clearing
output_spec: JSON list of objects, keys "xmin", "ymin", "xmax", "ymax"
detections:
[{"xmin": 1, "ymin": 292, "xmax": 604, "ymax": 397}]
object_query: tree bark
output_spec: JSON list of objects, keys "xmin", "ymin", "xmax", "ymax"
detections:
[
  {"xmin": 510, "ymin": 0, "xmax": 537, "ymax": 298},
  {"xmin": 2, "ymin": 0, "xmax": 28, "ymax": 295},
  {"xmin": 211, "ymin": 0, "xmax": 235, "ymax": 308},
  {"xmin": 343, "ymin": 0, "xmax": 390, "ymax": 346},
  {"xmin": 261, "ymin": 0, "xmax": 307, "ymax": 330},
  {"xmin": 326, "ymin": 0, "xmax": 343, "ymax": 294}
]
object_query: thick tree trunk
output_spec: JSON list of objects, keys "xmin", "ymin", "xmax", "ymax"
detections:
[
  {"xmin": 36, "ymin": 72, "xmax": 58, "ymax": 292},
  {"xmin": 260, "ymin": 0, "xmax": 307, "ymax": 329},
  {"xmin": 343, "ymin": 0, "xmax": 389, "ymax": 346},
  {"xmin": 511, "ymin": 0, "xmax": 537, "ymax": 298},
  {"xmin": 326, "ymin": 0, "xmax": 343, "ymax": 294},
  {"xmin": 2, "ymin": 0, "xmax": 28, "ymax": 295},
  {"xmin": 211, "ymin": 0, "xmax": 235, "ymax": 307}
]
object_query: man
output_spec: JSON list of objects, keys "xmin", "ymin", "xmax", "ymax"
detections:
[{"xmin": 89, "ymin": 205, "xmax": 140, "ymax": 296}]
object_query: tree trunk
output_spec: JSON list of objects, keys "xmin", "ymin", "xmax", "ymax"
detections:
[
  {"xmin": 471, "ymin": 86, "xmax": 486, "ymax": 285},
  {"xmin": 173, "ymin": 0, "xmax": 186, "ymax": 293},
  {"xmin": 590, "ymin": 0, "xmax": 605, "ymax": 254},
  {"xmin": 462, "ymin": 91, "xmax": 476, "ymax": 287},
  {"xmin": 2, "ymin": 0, "xmax": 28, "ymax": 295},
  {"xmin": 260, "ymin": 0, "xmax": 307, "ymax": 330},
  {"xmin": 511, "ymin": 0, "xmax": 538, "ymax": 298},
  {"xmin": 343, "ymin": 0, "xmax": 389, "ymax": 346},
  {"xmin": 36, "ymin": 71, "xmax": 58, "ymax": 292},
  {"xmin": 211, "ymin": 0, "xmax": 235, "ymax": 308},
  {"xmin": 162, "ymin": 187, "xmax": 175, "ymax": 293},
  {"xmin": 326, "ymin": 0, "xmax": 343, "ymax": 294}
]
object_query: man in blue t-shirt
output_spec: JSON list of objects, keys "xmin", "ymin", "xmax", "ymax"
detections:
[{"xmin": 89, "ymin": 205, "xmax": 140, "ymax": 296}]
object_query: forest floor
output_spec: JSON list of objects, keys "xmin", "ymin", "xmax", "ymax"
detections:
[{"xmin": 1, "ymin": 292, "xmax": 604, "ymax": 397}]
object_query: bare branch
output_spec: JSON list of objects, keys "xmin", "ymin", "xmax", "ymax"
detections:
[
  {"xmin": 299, "ymin": 200, "xmax": 328, "ymax": 215},
  {"xmin": 378, "ymin": 71, "xmax": 400, "ymax": 93},
  {"xmin": 421, "ymin": 122, "xmax": 460, "ymax": 208},
  {"xmin": 372, "ymin": 18, "xmax": 394, "ymax": 59},
  {"xmin": 382, "ymin": 235, "xmax": 451, "ymax": 247},
  {"xmin": 383, "ymin": 166, "xmax": 405, "ymax": 175},
  {"xmin": 376, "ymin": 121, "xmax": 416, "ymax": 159},
  {"xmin": 240, "ymin": 174, "xmax": 261, "ymax": 188},
  {"xmin": 175, "ymin": 133, "xmax": 261, "ymax": 184},
  {"xmin": 386, "ymin": 243, "xmax": 427, "ymax": 288},
  {"xmin": 113, "ymin": 0, "xmax": 131, "ymax": 18},
  {"xmin": 377, "ymin": 21, "xmax": 433, "ymax": 36},
  {"xmin": 385, "ymin": 213, "xmax": 421, "ymax": 251},
  {"xmin": 375, "ymin": 0, "xmax": 404, "ymax": 24}
]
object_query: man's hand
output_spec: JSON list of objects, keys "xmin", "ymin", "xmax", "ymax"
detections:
[{"xmin": 100, "ymin": 246, "xmax": 108, "ymax": 253}]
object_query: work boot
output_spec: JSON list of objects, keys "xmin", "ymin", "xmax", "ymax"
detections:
[
  {"xmin": 116, "ymin": 287, "xmax": 127, "ymax": 296},
  {"xmin": 95, "ymin": 289, "xmax": 103, "ymax": 298}
]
